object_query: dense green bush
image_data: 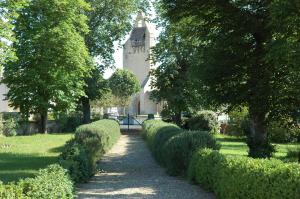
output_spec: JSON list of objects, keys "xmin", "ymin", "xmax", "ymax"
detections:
[
  {"xmin": 162, "ymin": 131, "xmax": 220, "ymax": 176},
  {"xmin": 55, "ymin": 112, "xmax": 83, "ymax": 132},
  {"xmin": 0, "ymin": 164, "xmax": 74, "ymax": 199},
  {"xmin": 268, "ymin": 122, "xmax": 300, "ymax": 143},
  {"xmin": 60, "ymin": 119, "xmax": 121, "ymax": 183},
  {"xmin": 59, "ymin": 139, "xmax": 93, "ymax": 183},
  {"xmin": 188, "ymin": 149, "xmax": 300, "ymax": 199},
  {"xmin": 143, "ymin": 120, "xmax": 219, "ymax": 176},
  {"xmin": 3, "ymin": 118, "xmax": 18, "ymax": 137},
  {"xmin": 0, "ymin": 113, "xmax": 18, "ymax": 137},
  {"xmin": 187, "ymin": 111, "xmax": 219, "ymax": 133}
]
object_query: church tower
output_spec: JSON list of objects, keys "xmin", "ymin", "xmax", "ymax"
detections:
[{"xmin": 123, "ymin": 12, "xmax": 159, "ymax": 115}]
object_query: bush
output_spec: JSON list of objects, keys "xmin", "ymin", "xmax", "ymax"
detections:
[
  {"xmin": 19, "ymin": 164, "xmax": 74, "ymax": 199},
  {"xmin": 268, "ymin": 122, "xmax": 300, "ymax": 143},
  {"xmin": 187, "ymin": 111, "xmax": 219, "ymax": 133},
  {"xmin": 142, "ymin": 120, "xmax": 219, "ymax": 176},
  {"xmin": 0, "ymin": 164, "xmax": 74, "ymax": 199},
  {"xmin": 0, "ymin": 113, "xmax": 18, "ymax": 137},
  {"xmin": 188, "ymin": 149, "xmax": 300, "ymax": 199},
  {"xmin": 60, "ymin": 119, "xmax": 121, "ymax": 183},
  {"xmin": 3, "ymin": 118, "xmax": 18, "ymax": 137},
  {"xmin": 162, "ymin": 131, "xmax": 220, "ymax": 176},
  {"xmin": 59, "ymin": 139, "xmax": 93, "ymax": 183},
  {"xmin": 55, "ymin": 112, "xmax": 82, "ymax": 132}
]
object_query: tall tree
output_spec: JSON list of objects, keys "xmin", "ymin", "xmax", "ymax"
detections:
[
  {"xmin": 80, "ymin": 0, "xmax": 150, "ymax": 123},
  {"xmin": 109, "ymin": 69, "xmax": 140, "ymax": 115},
  {"xmin": 151, "ymin": 22, "xmax": 203, "ymax": 125},
  {"xmin": 0, "ymin": 0, "xmax": 26, "ymax": 72},
  {"xmin": 2, "ymin": 0, "xmax": 91, "ymax": 133},
  {"xmin": 159, "ymin": 0, "xmax": 300, "ymax": 157}
]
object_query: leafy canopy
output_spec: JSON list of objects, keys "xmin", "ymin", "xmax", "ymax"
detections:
[
  {"xmin": 109, "ymin": 69, "xmax": 140, "ymax": 107},
  {"xmin": 2, "ymin": 0, "xmax": 92, "ymax": 117}
]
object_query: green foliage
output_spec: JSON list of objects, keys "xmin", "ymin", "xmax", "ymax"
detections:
[
  {"xmin": 59, "ymin": 139, "xmax": 93, "ymax": 183},
  {"xmin": 0, "ymin": 164, "xmax": 74, "ymax": 199},
  {"xmin": 85, "ymin": 0, "xmax": 150, "ymax": 65},
  {"xmin": 109, "ymin": 69, "xmax": 141, "ymax": 108},
  {"xmin": 0, "ymin": 113, "xmax": 18, "ymax": 137},
  {"xmin": 286, "ymin": 146, "xmax": 300, "ymax": 163},
  {"xmin": 268, "ymin": 122, "xmax": 300, "ymax": 143},
  {"xmin": 60, "ymin": 119, "xmax": 121, "ymax": 183},
  {"xmin": 163, "ymin": 131, "xmax": 220, "ymax": 176},
  {"xmin": 188, "ymin": 149, "xmax": 300, "ymax": 199},
  {"xmin": 2, "ymin": 0, "xmax": 92, "ymax": 132},
  {"xmin": 226, "ymin": 107, "xmax": 249, "ymax": 136},
  {"xmin": 150, "ymin": 19, "xmax": 204, "ymax": 125},
  {"xmin": 55, "ymin": 112, "xmax": 83, "ymax": 133},
  {"xmin": 3, "ymin": 118, "xmax": 18, "ymax": 137},
  {"xmin": 142, "ymin": 120, "xmax": 219, "ymax": 176},
  {"xmin": 159, "ymin": 0, "xmax": 300, "ymax": 157},
  {"xmin": 187, "ymin": 111, "xmax": 219, "ymax": 133}
]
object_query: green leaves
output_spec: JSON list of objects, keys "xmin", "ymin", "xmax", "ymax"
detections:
[
  {"xmin": 2, "ymin": 0, "xmax": 92, "ymax": 118},
  {"xmin": 109, "ymin": 69, "xmax": 141, "ymax": 107}
]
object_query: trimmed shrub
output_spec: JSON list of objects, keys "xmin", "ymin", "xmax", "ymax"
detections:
[
  {"xmin": 59, "ymin": 139, "xmax": 93, "ymax": 183},
  {"xmin": 0, "ymin": 164, "xmax": 74, "ymax": 199},
  {"xmin": 142, "ymin": 120, "xmax": 180, "ymax": 151},
  {"xmin": 188, "ymin": 149, "xmax": 300, "ymax": 199},
  {"xmin": 187, "ymin": 111, "xmax": 219, "ymax": 133},
  {"xmin": 142, "ymin": 120, "xmax": 219, "ymax": 176},
  {"xmin": 60, "ymin": 119, "xmax": 121, "ymax": 183},
  {"xmin": 162, "ymin": 131, "xmax": 220, "ymax": 176}
]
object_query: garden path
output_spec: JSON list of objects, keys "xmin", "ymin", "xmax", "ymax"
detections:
[{"xmin": 77, "ymin": 134, "xmax": 215, "ymax": 199}]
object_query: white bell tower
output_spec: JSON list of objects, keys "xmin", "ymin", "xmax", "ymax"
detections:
[{"xmin": 123, "ymin": 12, "xmax": 160, "ymax": 115}]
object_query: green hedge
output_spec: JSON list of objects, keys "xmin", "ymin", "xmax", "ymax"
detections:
[
  {"xmin": 187, "ymin": 111, "xmax": 219, "ymax": 133},
  {"xmin": 188, "ymin": 149, "xmax": 300, "ymax": 199},
  {"xmin": 0, "ymin": 164, "xmax": 74, "ymax": 199},
  {"xmin": 142, "ymin": 120, "xmax": 219, "ymax": 176},
  {"xmin": 60, "ymin": 119, "xmax": 121, "ymax": 183}
]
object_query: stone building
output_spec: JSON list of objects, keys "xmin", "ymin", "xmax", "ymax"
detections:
[{"xmin": 123, "ymin": 13, "xmax": 161, "ymax": 115}]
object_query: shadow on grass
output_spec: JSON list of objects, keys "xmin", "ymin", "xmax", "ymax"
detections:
[
  {"xmin": 0, "ymin": 153, "xmax": 57, "ymax": 183},
  {"xmin": 48, "ymin": 145, "xmax": 65, "ymax": 153},
  {"xmin": 217, "ymin": 136, "xmax": 246, "ymax": 143}
]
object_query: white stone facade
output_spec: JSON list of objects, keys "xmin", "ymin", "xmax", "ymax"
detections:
[{"xmin": 123, "ymin": 13, "xmax": 161, "ymax": 115}]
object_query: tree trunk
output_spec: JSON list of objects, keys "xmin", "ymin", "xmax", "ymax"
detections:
[
  {"xmin": 173, "ymin": 110, "xmax": 182, "ymax": 126},
  {"xmin": 247, "ymin": 107, "xmax": 274, "ymax": 158},
  {"xmin": 123, "ymin": 107, "xmax": 126, "ymax": 116},
  {"xmin": 82, "ymin": 97, "xmax": 91, "ymax": 124},
  {"xmin": 39, "ymin": 111, "xmax": 48, "ymax": 134}
]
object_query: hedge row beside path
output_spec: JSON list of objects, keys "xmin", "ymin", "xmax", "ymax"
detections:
[
  {"xmin": 0, "ymin": 164, "xmax": 74, "ymax": 199},
  {"xmin": 60, "ymin": 119, "xmax": 121, "ymax": 183},
  {"xmin": 142, "ymin": 120, "xmax": 219, "ymax": 176},
  {"xmin": 188, "ymin": 149, "xmax": 300, "ymax": 199}
]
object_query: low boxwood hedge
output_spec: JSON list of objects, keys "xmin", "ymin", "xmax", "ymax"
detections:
[
  {"xmin": 188, "ymin": 149, "xmax": 300, "ymax": 199},
  {"xmin": 0, "ymin": 164, "xmax": 74, "ymax": 199},
  {"xmin": 60, "ymin": 119, "xmax": 121, "ymax": 183},
  {"xmin": 142, "ymin": 120, "xmax": 219, "ymax": 176}
]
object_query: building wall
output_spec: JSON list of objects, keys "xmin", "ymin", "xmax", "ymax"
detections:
[
  {"xmin": 0, "ymin": 83, "xmax": 14, "ymax": 112},
  {"xmin": 123, "ymin": 13, "xmax": 159, "ymax": 115}
]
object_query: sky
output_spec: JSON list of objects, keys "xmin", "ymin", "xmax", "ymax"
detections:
[{"xmin": 103, "ymin": 7, "xmax": 160, "ymax": 79}]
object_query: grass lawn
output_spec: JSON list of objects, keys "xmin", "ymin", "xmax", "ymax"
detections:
[
  {"xmin": 0, "ymin": 133, "xmax": 73, "ymax": 183},
  {"xmin": 216, "ymin": 134, "xmax": 300, "ymax": 159}
]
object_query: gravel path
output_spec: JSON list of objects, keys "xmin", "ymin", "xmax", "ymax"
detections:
[{"xmin": 77, "ymin": 134, "xmax": 215, "ymax": 199}]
